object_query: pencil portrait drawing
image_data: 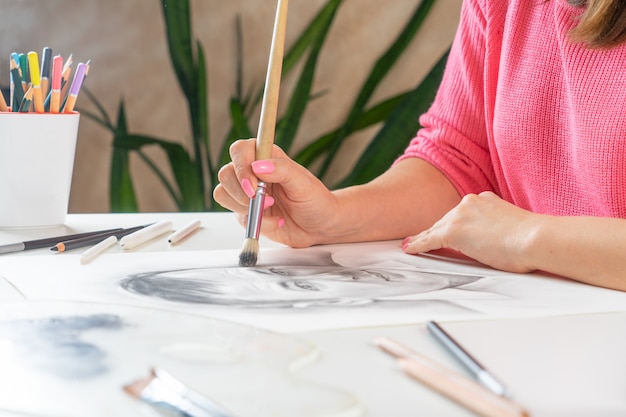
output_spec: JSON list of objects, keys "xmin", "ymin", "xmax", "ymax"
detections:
[{"xmin": 120, "ymin": 248, "xmax": 488, "ymax": 309}]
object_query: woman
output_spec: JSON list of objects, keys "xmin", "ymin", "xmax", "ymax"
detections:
[{"xmin": 214, "ymin": 0, "xmax": 626, "ymax": 291}]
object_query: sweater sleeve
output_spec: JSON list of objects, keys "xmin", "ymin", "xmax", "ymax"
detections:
[{"xmin": 397, "ymin": 0, "xmax": 498, "ymax": 196}]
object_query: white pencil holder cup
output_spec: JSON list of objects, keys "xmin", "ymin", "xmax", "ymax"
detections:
[{"xmin": 0, "ymin": 112, "xmax": 80, "ymax": 228}]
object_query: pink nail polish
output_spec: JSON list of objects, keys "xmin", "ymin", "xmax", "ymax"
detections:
[
  {"xmin": 264, "ymin": 196, "xmax": 275, "ymax": 209},
  {"xmin": 241, "ymin": 178, "xmax": 256, "ymax": 198},
  {"xmin": 277, "ymin": 218, "xmax": 285, "ymax": 229},
  {"xmin": 252, "ymin": 160, "xmax": 275, "ymax": 174}
]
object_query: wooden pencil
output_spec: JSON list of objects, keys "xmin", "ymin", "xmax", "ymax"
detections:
[
  {"xmin": 40, "ymin": 47, "xmax": 52, "ymax": 99},
  {"xmin": 50, "ymin": 55, "xmax": 63, "ymax": 113},
  {"xmin": 18, "ymin": 87, "xmax": 32, "ymax": 113},
  {"xmin": 10, "ymin": 58, "xmax": 24, "ymax": 112},
  {"xmin": 239, "ymin": 0, "xmax": 289, "ymax": 267},
  {"xmin": 0, "ymin": 86, "xmax": 7, "ymax": 112},
  {"xmin": 27, "ymin": 51, "xmax": 44, "ymax": 113}
]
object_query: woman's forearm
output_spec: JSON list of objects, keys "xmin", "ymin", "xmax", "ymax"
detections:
[
  {"xmin": 525, "ymin": 215, "xmax": 626, "ymax": 291},
  {"xmin": 320, "ymin": 158, "xmax": 461, "ymax": 244},
  {"xmin": 402, "ymin": 191, "xmax": 626, "ymax": 292}
]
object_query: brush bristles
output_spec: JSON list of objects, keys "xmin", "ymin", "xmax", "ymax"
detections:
[
  {"xmin": 239, "ymin": 238, "xmax": 259, "ymax": 267},
  {"xmin": 123, "ymin": 375, "xmax": 152, "ymax": 399}
]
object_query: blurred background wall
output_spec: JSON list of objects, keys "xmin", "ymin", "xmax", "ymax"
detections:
[{"xmin": 0, "ymin": 0, "xmax": 461, "ymax": 213}]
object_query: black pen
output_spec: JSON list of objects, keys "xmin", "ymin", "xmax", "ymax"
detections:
[
  {"xmin": 426, "ymin": 320, "xmax": 510, "ymax": 397},
  {"xmin": 50, "ymin": 224, "xmax": 153, "ymax": 252},
  {"xmin": 0, "ymin": 228, "xmax": 123, "ymax": 255}
]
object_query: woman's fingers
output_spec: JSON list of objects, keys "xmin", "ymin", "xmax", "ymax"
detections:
[{"xmin": 215, "ymin": 163, "xmax": 251, "ymax": 210}]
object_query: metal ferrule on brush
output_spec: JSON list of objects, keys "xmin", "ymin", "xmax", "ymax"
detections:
[{"xmin": 245, "ymin": 182, "xmax": 267, "ymax": 239}]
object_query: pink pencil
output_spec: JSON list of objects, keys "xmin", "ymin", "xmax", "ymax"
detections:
[{"xmin": 50, "ymin": 55, "xmax": 63, "ymax": 114}]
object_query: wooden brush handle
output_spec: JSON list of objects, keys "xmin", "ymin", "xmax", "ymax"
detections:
[
  {"xmin": 376, "ymin": 337, "xmax": 530, "ymax": 417},
  {"xmin": 256, "ymin": 0, "xmax": 289, "ymax": 161},
  {"xmin": 399, "ymin": 358, "xmax": 530, "ymax": 417}
]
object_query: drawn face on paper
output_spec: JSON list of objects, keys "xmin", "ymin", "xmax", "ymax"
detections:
[{"xmin": 120, "ymin": 250, "xmax": 483, "ymax": 308}]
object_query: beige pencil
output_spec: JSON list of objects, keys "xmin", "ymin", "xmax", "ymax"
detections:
[
  {"xmin": 375, "ymin": 337, "xmax": 530, "ymax": 417},
  {"xmin": 80, "ymin": 235, "xmax": 118, "ymax": 265},
  {"xmin": 119, "ymin": 220, "xmax": 173, "ymax": 250},
  {"xmin": 168, "ymin": 219, "xmax": 201, "ymax": 244},
  {"xmin": 239, "ymin": 0, "xmax": 289, "ymax": 267}
]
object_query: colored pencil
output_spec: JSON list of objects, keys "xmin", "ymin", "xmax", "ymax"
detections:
[
  {"xmin": 27, "ymin": 51, "xmax": 44, "ymax": 113},
  {"xmin": 50, "ymin": 224, "xmax": 150, "ymax": 253},
  {"xmin": 0, "ymin": 81, "xmax": 7, "ymax": 112},
  {"xmin": 40, "ymin": 46, "xmax": 52, "ymax": 98},
  {"xmin": 4, "ymin": 50, "xmax": 91, "ymax": 114},
  {"xmin": 49, "ymin": 55, "xmax": 64, "ymax": 113},
  {"xmin": 63, "ymin": 62, "xmax": 87, "ymax": 113},
  {"xmin": 10, "ymin": 58, "xmax": 24, "ymax": 112},
  {"xmin": 0, "ymin": 228, "xmax": 123, "ymax": 255},
  {"xmin": 0, "ymin": 55, "xmax": 8, "ymax": 111},
  {"xmin": 18, "ymin": 87, "xmax": 32, "ymax": 112},
  {"xmin": 59, "ymin": 54, "xmax": 73, "ymax": 103},
  {"xmin": 18, "ymin": 53, "xmax": 28, "ymax": 92}
]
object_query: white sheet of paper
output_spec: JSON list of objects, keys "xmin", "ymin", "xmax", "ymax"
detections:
[
  {"xmin": 1, "ymin": 240, "xmax": 625, "ymax": 333},
  {"xmin": 0, "ymin": 275, "xmax": 25, "ymax": 301},
  {"xmin": 0, "ymin": 301, "xmax": 360, "ymax": 417}
]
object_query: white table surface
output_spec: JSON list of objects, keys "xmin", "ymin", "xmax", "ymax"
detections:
[{"xmin": 1, "ymin": 212, "xmax": 625, "ymax": 417}]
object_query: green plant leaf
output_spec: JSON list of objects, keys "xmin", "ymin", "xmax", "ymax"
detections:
[
  {"xmin": 274, "ymin": 0, "xmax": 341, "ymax": 154},
  {"xmin": 294, "ymin": 92, "xmax": 410, "ymax": 167},
  {"xmin": 282, "ymin": 0, "xmax": 344, "ymax": 76},
  {"xmin": 80, "ymin": 88, "xmax": 114, "ymax": 130},
  {"xmin": 113, "ymin": 133, "xmax": 204, "ymax": 211},
  {"xmin": 248, "ymin": 0, "xmax": 345, "ymax": 112},
  {"xmin": 161, "ymin": 0, "xmax": 195, "ymax": 97},
  {"xmin": 317, "ymin": 0, "xmax": 437, "ymax": 180},
  {"xmin": 193, "ymin": 40, "xmax": 210, "ymax": 197},
  {"xmin": 109, "ymin": 100, "xmax": 138, "ymax": 212},
  {"xmin": 161, "ymin": 0, "xmax": 210, "ymax": 209},
  {"xmin": 336, "ymin": 49, "xmax": 450, "ymax": 188},
  {"xmin": 219, "ymin": 98, "xmax": 254, "ymax": 168}
]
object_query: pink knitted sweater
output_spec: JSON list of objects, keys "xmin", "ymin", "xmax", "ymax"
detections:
[{"xmin": 400, "ymin": 0, "xmax": 626, "ymax": 217}]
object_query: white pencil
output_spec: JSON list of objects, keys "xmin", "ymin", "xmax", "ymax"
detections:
[
  {"xmin": 119, "ymin": 220, "xmax": 173, "ymax": 250},
  {"xmin": 168, "ymin": 219, "xmax": 201, "ymax": 245},
  {"xmin": 80, "ymin": 235, "xmax": 118, "ymax": 265}
]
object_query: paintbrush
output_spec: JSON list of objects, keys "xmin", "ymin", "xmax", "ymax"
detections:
[
  {"xmin": 375, "ymin": 337, "xmax": 530, "ymax": 417},
  {"xmin": 124, "ymin": 367, "xmax": 235, "ymax": 417},
  {"xmin": 239, "ymin": 0, "xmax": 289, "ymax": 267}
]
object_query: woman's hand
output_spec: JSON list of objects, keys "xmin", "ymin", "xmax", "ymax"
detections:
[
  {"xmin": 213, "ymin": 139, "xmax": 340, "ymax": 248},
  {"xmin": 402, "ymin": 191, "xmax": 539, "ymax": 273}
]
